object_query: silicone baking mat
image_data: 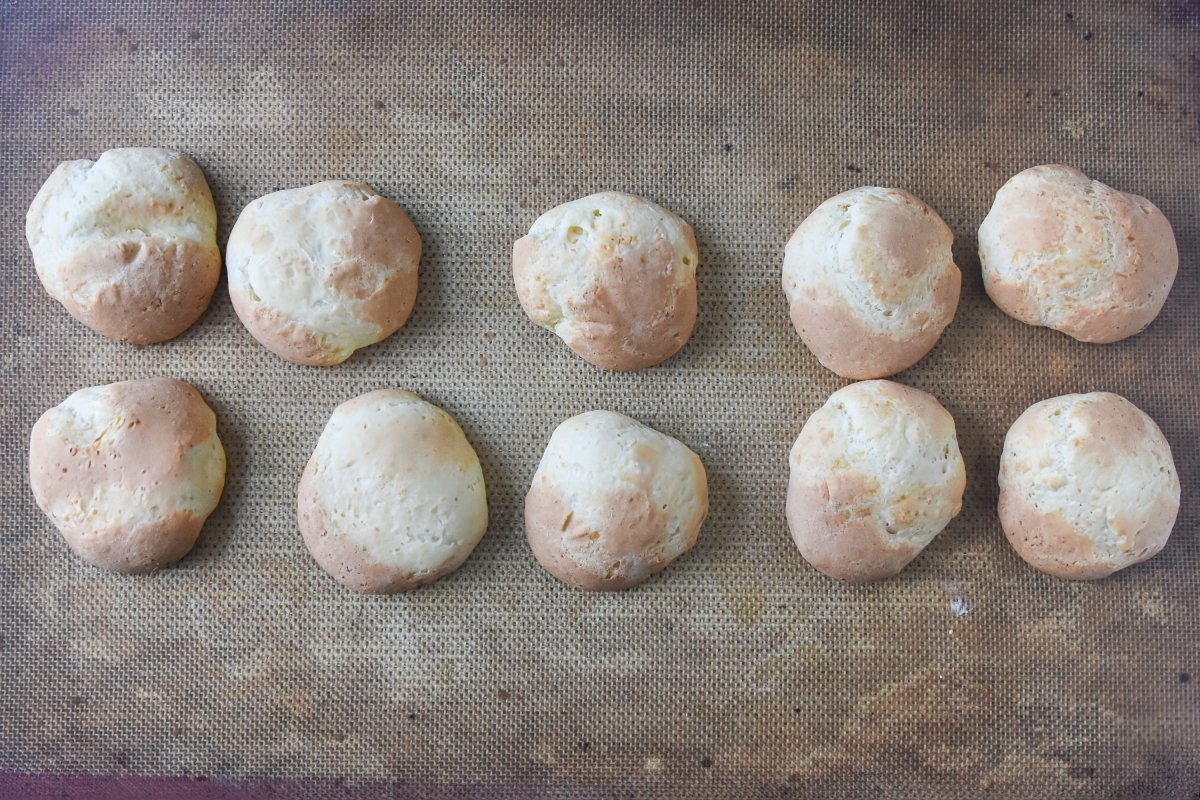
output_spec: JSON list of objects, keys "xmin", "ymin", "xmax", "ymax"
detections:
[{"xmin": 1, "ymin": 2, "xmax": 1197, "ymax": 797}]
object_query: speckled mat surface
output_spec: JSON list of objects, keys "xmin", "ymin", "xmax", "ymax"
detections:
[{"xmin": 1, "ymin": 2, "xmax": 1198, "ymax": 798}]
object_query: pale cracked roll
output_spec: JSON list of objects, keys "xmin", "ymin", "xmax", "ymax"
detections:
[
  {"xmin": 26, "ymin": 147, "xmax": 221, "ymax": 344},
  {"xmin": 526, "ymin": 412, "xmax": 708, "ymax": 590},
  {"xmin": 979, "ymin": 165, "xmax": 1178, "ymax": 343},
  {"xmin": 783, "ymin": 187, "xmax": 961, "ymax": 379},
  {"xmin": 998, "ymin": 392, "xmax": 1180, "ymax": 580},
  {"xmin": 513, "ymin": 191, "xmax": 699, "ymax": 371},
  {"xmin": 787, "ymin": 380, "xmax": 966, "ymax": 582},
  {"xmin": 29, "ymin": 378, "xmax": 226, "ymax": 572},
  {"xmin": 298, "ymin": 390, "xmax": 488, "ymax": 593},
  {"xmin": 227, "ymin": 181, "xmax": 421, "ymax": 366}
]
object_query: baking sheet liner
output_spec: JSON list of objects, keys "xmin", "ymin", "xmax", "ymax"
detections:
[{"xmin": 1, "ymin": 2, "xmax": 1197, "ymax": 797}]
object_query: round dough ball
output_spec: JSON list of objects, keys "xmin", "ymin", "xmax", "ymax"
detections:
[
  {"xmin": 29, "ymin": 378, "xmax": 226, "ymax": 572},
  {"xmin": 978, "ymin": 165, "xmax": 1178, "ymax": 343},
  {"xmin": 525, "ymin": 411, "xmax": 708, "ymax": 590},
  {"xmin": 298, "ymin": 390, "xmax": 488, "ymax": 593},
  {"xmin": 998, "ymin": 392, "xmax": 1179, "ymax": 580},
  {"xmin": 513, "ymin": 191, "xmax": 699, "ymax": 371},
  {"xmin": 783, "ymin": 187, "xmax": 961, "ymax": 379},
  {"xmin": 787, "ymin": 380, "xmax": 966, "ymax": 582},
  {"xmin": 227, "ymin": 181, "xmax": 421, "ymax": 366},
  {"xmin": 25, "ymin": 147, "xmax": 221, "ymax": 344}
]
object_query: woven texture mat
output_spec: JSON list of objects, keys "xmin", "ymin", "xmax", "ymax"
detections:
[{"xmin": 1, "ymin": 2, "xmax": 1198, "ymax": 797}]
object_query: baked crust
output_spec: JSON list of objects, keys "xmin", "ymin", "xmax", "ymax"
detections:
[
  {"xmin": 787, "ymin": 380, "xmax": 966, "ymax": 582},
  {"xmin": 513, "ymin": 192, "xmax": 699, "ymax": 371},
  {"xmin": 998, "ymin": 392, "xmax": 1179, "ymax": 579},
  {"xmin": 979, "ymin": 165, "xmax": 1178, "ymax": 343},
  {"xmin": 783, "ymin": 187, "xmax": 961, "ymax": 379},
  {"xmin": 296, "ymin": 390, "xmax": 488, "ymax": 593},
  {"xmin": 26, "ymin": 148, "xmax": 221, "ymax": 344},
  {"xmin": 524, "ymin": 411, "xmax": 708, "ymax": 590},
  {"xmin": 227, "ymin": 181, "xmax": 421, "ymax": 366},
  {"xmin": 29, "ymin": 378, "xmax": 225, "ymax": 572}
]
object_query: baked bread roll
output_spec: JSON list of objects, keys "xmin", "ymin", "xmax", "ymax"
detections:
[
  {"xmin": 783, "ymin": 187, "xmax": 961, "ymax": 379},
  {"xmin": 298, "ymin": 389, "xmax": 488, "ymax": 593},
  {"xmin": 26, "ymin": 147, "xmax": 221, "ymax": 344},
  {"xmin": 227, "ymin": 181, "xmax": 421, "ymax": 366},
  {"xmin": 525, "ymin": 411, "xmax": 708, "ymax": 590},
  {"xmin": 29, "ymin": 378, "xmax": 226, "ymax": 572},
  {"xmin": 978, "ymin": 165, "xmax": 1178, "ymax": 343},
  {"xmin": 998, "ymin": 392, "xmax": 1179, "ymax": 579},
  {"xmin": 513, "ymin": 191, "xmax": 698, "ymax": 371},
  {"xmin": 787, "ymin": 380, "xmax": 966, "ymax": 581}
]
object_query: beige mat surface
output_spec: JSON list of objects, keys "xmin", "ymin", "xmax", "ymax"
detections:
[{"xmin": 1, "ymin": 2, "xmax": 1197, "ymax": 797}]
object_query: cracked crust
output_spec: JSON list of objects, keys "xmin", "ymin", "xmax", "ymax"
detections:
[
  {"xmin": 786, "ymin": 380, "xmax": 966, "ymax": 582},
  {"xmin": 513, "ymin": 192, "xmax": 699, "ymax": 371},
  {"xmin": 227, "ymin": 181, "xmax": 421, "ymax": 366},
  {"xmin": 979, "ymin": 165, "xmax": 1178, "ymax": 343},
  {"xmin": 25, "ymin": 148, "xmax": 221, "ymax": 344}
]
